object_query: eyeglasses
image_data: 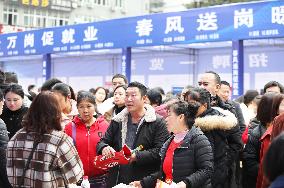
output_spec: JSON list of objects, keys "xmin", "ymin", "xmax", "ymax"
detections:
[{"xmin": 198, "ymin": 82, "xmax": 209, "ymax": 86}]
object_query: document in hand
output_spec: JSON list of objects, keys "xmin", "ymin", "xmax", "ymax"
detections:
[{"xmin": 94, "ymin": 145, "xmax": 143, "ymax": 170}]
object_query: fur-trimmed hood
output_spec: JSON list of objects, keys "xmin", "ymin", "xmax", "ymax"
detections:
[
  {"xmin": 195, "ymin": 107, "xmax": 238, "ymax": 131},
  {"xmin": 112, "ymin": 104, "xmax": 157, "ymax": 146}
]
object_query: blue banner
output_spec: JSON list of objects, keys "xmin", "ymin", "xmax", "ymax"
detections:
[{"xmin": 0, "ymin": 0, "xmax": 284, "ymax": 57}]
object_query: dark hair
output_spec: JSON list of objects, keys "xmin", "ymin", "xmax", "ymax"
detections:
[
  {"xmin": 94, "ymin": 87, "xmax": 108, "ymax": 102},
  {"xmin": 264, "ymin": 81, "xmax": 284, "ymax": 94},
  {"xmin": 234, "ymin": 95, "xmax": 244, "ymax": 103},
  {"xmin": 89, "ymin": 88, "xmax": 96, "ymax": 95},
  {"xmin": 253, "ymin": 95, "xmax": 262, "ymax": 106},
  {"xmin": 22, "ymin": 91, "xmax": 62, "ymax": 134},
  {"xmin": 5, "ymin": 72, "xmax": 18, "ymax": 84},
  {"xmin": 127, "ymin": 82, "xmax": 147, "ymax": 97},
  {"xmin": 77, "ymin": 91, "xmax": 96, "ymax": 107},
  {"xmin": 0, "ymin": 70, "xmax": 5, "ymax": 84},
  {"xmin": 28, "ymin": 84, "xmax": 36, "ymax": 92},
  {"xmin": 41, "ymin": 78, "xmax": 62, "ymax": 91},
  {"xmin": 271, "ymin": 94, "xmax": 284, "ymax": 118},
  {"xmin": 243, "ymin": 90, "xmax": 259, "ymax": 106},
  {"xmin": 4, "ymin": 84, "xmax": 25, "ymax": 99},
  {"xmin": 221, "ymin": 80, "xmax": 230, "ymax": 87},
  {"xmin": 153, "ymin": 87, "xmax": 165, "ymax": 95},
  {"xmin": 69, "ymin": 86, "xmax": 76, "ymax": 100},
  {"xmin": 114, "ymin": 85, "xmax": 127, "ymax": 93},
  {"xmin": 256, "ymin": 93, "xmax": 277, "ymax": 125},
  {"xmin": 205, "ymin": 71, "xmax": 221, "ymax": 85},
  {"xmin": 112, "ymin": 74, "xmax": 128, "ymax": 85},
  {"xmin": 146, "ymin": 89, "xmax": 162, "ymax": 106},
  {"xmin": 263, "ymin": 132, "xmax": 284, "ymax": 182},
  {"xmin": 51, "ymin": 83, "xmax": 71, "ymax": 97},
  {"xmin": 185, "ymin": 87, "xmax": 211, "ymax": 109},
  {"xmin": 168, "ymin": 100, "xmax": 200, "ymax": 129}
]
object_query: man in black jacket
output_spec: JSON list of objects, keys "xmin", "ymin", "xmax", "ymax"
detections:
[
  {"xmin": 198, "ymin": 71, "xmax": 243, "ymax": 188},
  {"xmin": 218, "ymin": 80, "xmax": 246, "ymax": 133},
  {"xmin": 97, "ymin": 82, "xmax": 169, "ymax": 187}
]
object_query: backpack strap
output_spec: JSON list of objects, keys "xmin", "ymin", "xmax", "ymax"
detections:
[
  {"xmin": 18, "ymin": 137, "xmax": 42, "ymax": 188},
  {"xmin": 71, "ymin": 122, "xmax": 76, "ymax": 147}
]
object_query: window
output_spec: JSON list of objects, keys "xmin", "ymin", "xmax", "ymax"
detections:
[
  {"xmin": 115, "ymin": 0, "xmax": 123, "ymax": 8},
  {"xmin": 3, "ymin": 7, "xmax": 18, "ymax": 25},
  {"xmin": 22, "ymin": 9, "xmax": 68, "ymax": 28},
  {"xmin": 94, "ymin": 0, "xmax": 108, "ymax": 6}
]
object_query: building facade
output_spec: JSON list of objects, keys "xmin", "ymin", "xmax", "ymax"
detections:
[{"xmin": 0, "ymin": 0, "xmax": 150, "ymax": 33}]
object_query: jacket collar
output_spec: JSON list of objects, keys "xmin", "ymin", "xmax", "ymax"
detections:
[
  {"xmin": 112, "ymin": 104, "xmax": 157, "ymax": 147},
  {"xmin": 160, "ymin": 126, "xmax": 199, "ymax": 158},
  {"xmin": 195, "ymin": 107, "xmax": 237, "ymax": 131},
  {"xmin": 112, "ymin": 104, "xmax": 157, "ymax": 123}
]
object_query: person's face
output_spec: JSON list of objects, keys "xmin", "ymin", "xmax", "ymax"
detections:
[
  {"xmin": 165, "ymin": 107, "xmax": 183, "ymax": 134},
  {"xmin": 125, "ymin": 87, "xmax": 145, "ymax": 113},
  {"xmin": 112, "ymin": 77, "xmax": 126, "ymax": 90},
  {"xmin": 77, "ymin": 100, "xmax": 96, "ymax": 123},
  {"xmin": 278, "ymin": 99, "xmax": 284, "ymax": 115},
  {"xmin": 5, "ymin": 92, "xmax": 23, "ymax": 111},
  {"xmin": 114, "ymin": 87, "xmax": 126, "ymax": 107},
  {"xmin": 266, "ymin": 86, "xmax": 281, "ymax": 94},
  {"xmin": 0, "ymin": 99, "xmax": 4, "ymax": 115},
  {"xmin": 218, "ymin": 84, "xmax": 231, "ymax": 102},
  {"xmin": 198, "ymin": 73, "xmax": 220, "ymax": 96},
  {"xmin": 53, "ymin": 92, "xmax": 71, "ymax": 114},
  {"xmin": 95, "ymin": 88, "xmax": 106, "ymax": 103},
  {"xmin": 30, "ymin": 87, "xmax": 39, "ymax": 95}
]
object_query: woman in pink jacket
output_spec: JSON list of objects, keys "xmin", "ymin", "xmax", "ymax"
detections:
[{"xmin": 65, "ymin": 91, "xmax": 109, "ymax": 188}]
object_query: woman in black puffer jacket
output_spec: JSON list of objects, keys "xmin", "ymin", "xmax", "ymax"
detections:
[
  {"xmin": 131, "ymin": 101, "xmax": 213, "ymax": 188},
  {"xmin": 0, "ymin": 84, "xmax": 28, "ymax": 139}
]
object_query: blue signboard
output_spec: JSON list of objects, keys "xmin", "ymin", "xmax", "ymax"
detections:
[{"xmin": 0, "ymin": 0, "xmax": 284, "ymax": 57}]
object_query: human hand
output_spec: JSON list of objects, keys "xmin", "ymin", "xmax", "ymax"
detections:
[
  {"xmin": 176, "ymin": 181, "xmax": 186, "ymax": 188},
  {"xmin": 129, "ymin": 181, "xmax": 142, "ymax": 188},
  {"xmin": 102, "ymin": 146, "xmax": 116, "ymax": 158},
  {"xmin": 129, "ymin": 152, "xmax": 136, "ymax": 163}
]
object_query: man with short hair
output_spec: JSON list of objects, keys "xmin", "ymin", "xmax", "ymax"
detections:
[
  {"xmin": 198, "ymin": 71, "xmax": 243, "ymax": 188},
  {"xmin": 198, "ymin": 72, "xmax": 240, "ymax": 127},
  {"xmin": 111, "ymin": 74, "xmax": 128, "ymax": 90},
  {"xmin": 218, "ymin": 80, "xmax": 231, "ymax": 102},
  {"xmin": 218, "ymin": 80, "xmax": 246, "ymax": 133},
  {"xmin": 263, "ymin": 81, "xmax": 284, "ymax": 94},
  {"xmin": 97, "ymin": 82, "xmax": 169, "ymax": 187}
]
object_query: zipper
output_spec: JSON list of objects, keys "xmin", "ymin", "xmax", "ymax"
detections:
[
  {"xmin": 86, "ymin": 126, "xmax": 90, "ymax": 175},
  {"xmin": 171, "ymin": 151, "xmax": 175, "ymax": 183},
  {"xmin": 133, "ymin": 118, "xmax": 145, "ymax": 148}
]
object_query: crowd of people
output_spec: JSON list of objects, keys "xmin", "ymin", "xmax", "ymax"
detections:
[{"xmin": 0, "ymin": 70, "xmax": 284, "ymax": 188}]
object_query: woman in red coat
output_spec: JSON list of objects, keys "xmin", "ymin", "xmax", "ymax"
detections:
[{"xmin": 65, "ymin": 91, "xmax": 109, "ymax": 188}]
